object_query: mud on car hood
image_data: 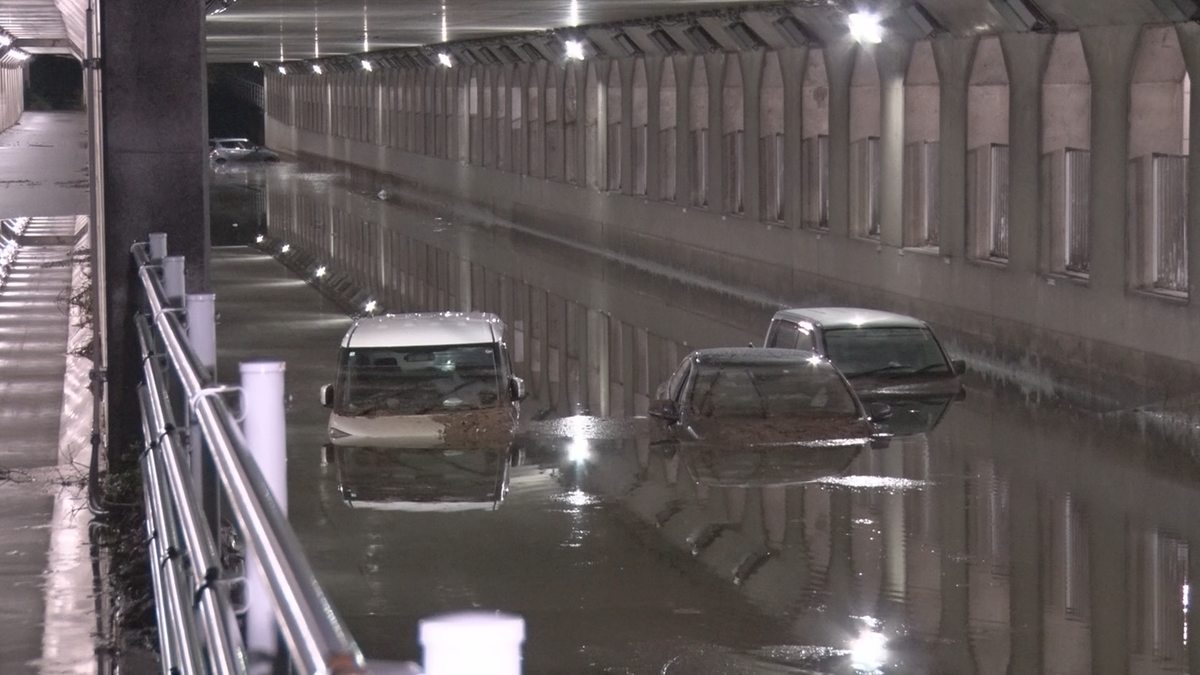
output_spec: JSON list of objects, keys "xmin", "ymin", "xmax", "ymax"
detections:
[
  {"xmin": 329, "ymin": 407, "xmax": 517, "ymax": 447},
  {"xmin": 683, "ymin": 415, "xmax": 874, "ymax": 449}
]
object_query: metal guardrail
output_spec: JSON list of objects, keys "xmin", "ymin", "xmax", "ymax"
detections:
[
  {"xmin": 133, "ymin": 234, "xmax": 367, "ymax": 674},
  {"xmin": 132, "ymin": 233, "xmax": 525, "ymax": 674}
]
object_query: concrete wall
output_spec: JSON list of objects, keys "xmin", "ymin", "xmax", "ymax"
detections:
[
  {"xmin": 0, "ymin": 65, "xmax": 24, "ymax": 132},
  {"xmin": 264, "ymin": 27, "xmax": 1200, "ymax": 412}
]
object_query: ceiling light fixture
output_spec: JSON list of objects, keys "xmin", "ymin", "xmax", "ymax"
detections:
[
  {"xmin": 848, "ymin": 12, "xmax": 883, "ymax": 44},
  {"xmin": 438, "ymin": 52, "xmax": 453, "ymax": 67},
  {"xmin": 361, "ymin": 59, "xmax": 373, "ymax": 71},
  {"xmin": 312, "ymin": 63, "xmax": 322, "ymax": 74},
  {"xmin": 565, "ymin": 39, "xmax": 586, "ymax": 60}
]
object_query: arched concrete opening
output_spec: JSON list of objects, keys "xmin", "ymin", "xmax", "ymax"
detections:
[
  {"xmin": 690, "ymin": 56, "xmax": 710, "ymax": 207},
  {"xmin": 468, "ymin": 70, "xmax": 481, "ymax": 165},
  {"xmin": 607, "ymin": 63, "xmax": 623, "ymax": 191},
  {"xmin": 722, "ymin": 53, "xmax": 745, "ymax": 215},
  {"xmin": 904, "ymin": 41, "xmax": 939, "ymax": 248},
  {"xmin": 802, "ymin": 49, "xmax": 830, "ymax": 229},
  {"xmin": 496, "ymin": 68, "xmax": 510, "ymax": 170},
  {"xmin": 1042, "ymin": 32, "xmax": 1092, "ymax": 277},
  {"xmin": 455, "ymin": 69, "xmax": 469, "ymax": 162},
  {"xmin": 404, "ymin": 69, "xmax": 416, "ymax": 150},
  {"xmin": 659, "ymin": 59, "xmax": 678, "ymax": 201},
  {"xmin": 547, "ymin": 66, "xmax": 562, "ymax": 180},
  {"xmin": 850, "ymin": 45, "xmax": 881, "ymax": 238},
  {"xmin": 433, "ymin": 68, "xmax": 446, "ymax": 158},
  {"xmin": 1129, "ymin": 25, "xmax": 1189, "ymax": 295},
  {"xmin": 510, "ymin": 68, "xmax": 524, "ymax": 174},
  {"xmin": 528, "ymin": 66, "xmax": 543, "ymax": 178},
  {"xmin": 760, "ymin": 51, "xmax": 784, "ymax": 223},
  {"xmin": 483, "ymin": 68, "xmax": 496, "ymax": 167},
  {"xmin": 585, "ymin": 61, "xmax": 605, "ymax": 190},
  {"xmin": 565, "ymin": 61, "xmax": 579, "ymax": 184},
  {"xmin": 967, "ymin": 35, "xmax": 1011, "ymax": 261},
  {"xmin": 632, "ymin": 58, "xmax": 648, "ymax": 196}
]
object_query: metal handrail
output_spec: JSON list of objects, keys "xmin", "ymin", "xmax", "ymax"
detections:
[{"xmin": 133, "ymin": 241, "xmax": 367, "ymax": 674}]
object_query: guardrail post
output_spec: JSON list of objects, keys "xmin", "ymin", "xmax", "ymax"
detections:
[
  {"xmin": 163, "ymin": 255, "xmax": 186, "ymax": 305},
  {"xmin": 420, "ymin": 611, "xmax": 525, "ymax": 675},
  {"xmin": 149, "ymin": 232, "xmax": 168, "ymax": 263},
  {"xmin": 187, "ymin": 292, "xmax": 220, "ymax": 539},
  {"xmin": 240, "ymin": 361, "xmax": 288, "ymax": 672}
]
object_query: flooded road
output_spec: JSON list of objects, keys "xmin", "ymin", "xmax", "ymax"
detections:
[{"xmin": 211, "ymin": 161, "xmax": 1200, "ymax": 674}]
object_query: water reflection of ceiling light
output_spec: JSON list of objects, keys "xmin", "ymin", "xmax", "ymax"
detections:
[
  {"xmin": 438, "ymin": 52, "xmax": 453, "ymax": 67},
  {"xmin": 314, "ymin": 265, "xmax": 327, "ymax": 278},
  {"xmin": 277, "ymin": 65, "xmax": 286, "ymax": 74},
  {"xmin": 280, "ymin": 244, "xmax": 291, "ymax": 253},
  {"xmin": 361, "ymin": 59, "xmax": 372, "ymax": 71},
  {"xmin": 565, "ymin": 40, "xmax": 585, "ymax": 60},
  {"xmin": 567, "ymin": 438, "xmax": 590, "ymax": 463},
  {"xmin": 312, "ymin": 64, "xmax": 323, "ymax": 74},
  {"xmin": 252, "ymin": 60, "xmax": 260, "ymax": 67},
  {"xmin": 255, "ymin": 234, "xmax": 265, "ymax": 243},
  {"xmin": 364, "ymin": 300, "xmax": 378, "ymax": 313},
  {"xmin": 849, "ymin": 631, "xmax": 887, "ymax": 672}
]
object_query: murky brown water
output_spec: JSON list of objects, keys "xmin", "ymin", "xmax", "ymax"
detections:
[{"xmin": 210, "ymin": 160, "xmax": 1200, "ymax": 675}]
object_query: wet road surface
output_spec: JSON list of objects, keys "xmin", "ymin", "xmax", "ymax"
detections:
[{"xmin": 211, "ymin": 160, "xmax": 1200, "ymax": 674}]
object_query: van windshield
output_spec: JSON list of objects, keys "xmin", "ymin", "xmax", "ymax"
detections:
[
  {"xmin": 822, "ymin": 327, "xmax": 951, "ymax": 377},
  {"xmin": 335, "ymin": 343, "xmax": 503, "ymax": 416}
]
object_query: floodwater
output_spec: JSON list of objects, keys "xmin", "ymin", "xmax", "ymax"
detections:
[{"xmin": 210, "ymin": 160, "xmax": 1200, "ymax": 675}]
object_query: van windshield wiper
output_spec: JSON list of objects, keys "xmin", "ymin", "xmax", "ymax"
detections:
[{"xmin": 848, "ymin": 364, "xmax": 911, "ymax": 378}]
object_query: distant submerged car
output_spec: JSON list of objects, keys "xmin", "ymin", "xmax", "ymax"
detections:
[
  {"xmin": 208, "ymin": 137, "xmax": 280, "ymax": 164},
  {"xmin": 762, "ymin": 307, "xmax": 965, "ymax": 400}
]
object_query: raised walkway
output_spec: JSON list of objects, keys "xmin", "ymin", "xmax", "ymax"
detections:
[{"xmin": 0, "ymin": 112, "xmax": 97, "ymax": 673}]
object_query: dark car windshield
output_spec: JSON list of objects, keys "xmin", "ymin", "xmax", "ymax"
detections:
[
  {"xmin": 335, "ymin": 343, "xmax": 503, "ymax": 416},
  {"xmin": 688, "ymin": 362, "xmax": 859, "ymax": 418},
  {"xmin": 823, "ymin": 326, "xmax": 951, "ymax": 377}
]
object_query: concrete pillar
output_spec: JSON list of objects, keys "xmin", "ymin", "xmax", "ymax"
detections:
[
  {"xmin": 780, "ymin": 48, "xmax": 809, "ymax": 231},
  {"xmin": 825, "ymin": 41, "xmax": 857, "ymax": 239},
  {"xmin": 933, "ymin": 36, "xmax": 979, "ymax": 259},
  {"xmin": 934, "ymin": 449, "xmax": 978, "ymax": 674},
  {"xmin": 1080, "ymin": 26, "xmax": 1142, "ymax": 294},
  {"xmin": 645, "ymin": 56, "xmax": 664, "ymax": 201},
  {"xmin": 705, "ymin": 53, "xmax": 726, "ymax": 212},
  {"xmin": 1001, "ymin": 33, "xmax": 1054, "ymax": 274},
  {"xmin": 740, "ymin": 50, "xmax": 764, "ymax": 221},
  {"xmin": 1175, "ymin": 23, "xmax": 1200, "ymax": 302},
  {"xmin": 674, "ymin": 55, "xmax": 693, "ymax": 208},
  {"xmin": 876, "ymin": 40, "xmax": 914, "ymax": 249},
  {"xmin": 101, "ymin": 0, "xmax": 209, "ymax": 455}
]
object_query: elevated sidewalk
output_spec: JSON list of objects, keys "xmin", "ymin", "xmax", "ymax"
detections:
[{"xmin": 0, "ymin": 112, "xmax": 97, "ymax": 673}]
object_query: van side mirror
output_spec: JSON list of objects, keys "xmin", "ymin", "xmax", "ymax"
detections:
[
  {"xmin": 510, "ymin": 376, "xmax": 527, "ymax": 401},
  {"xmin": 320, "ymin": 384, "xmax": 334, "ymax": 409},
  {"xmin": 952, "ymin": 359, "xmax": 966, "ymax": 375},
  {"xmin": 648, "ymin": 399, "xmax": 680, "ymax": 422},
  {"xmin": 867, "ymin": 401, "xmax": 892, "ymax": 422}
]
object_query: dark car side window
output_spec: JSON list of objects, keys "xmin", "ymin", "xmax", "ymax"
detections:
[
  {"xmin": 666, "ymin": 358, "xmax": 693, "ymax": 403},
  {"xmin": 766, "ymin": 320, "xmax": 815, "ymax": 350}
]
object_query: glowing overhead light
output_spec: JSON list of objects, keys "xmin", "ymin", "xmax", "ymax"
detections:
[
  {"xmin": 361, "ymin": 59, "xmax": 373, "ymax": 71},
  {"xmin": 314, "ymin": 265, "xmax": 327, "ymax": 278},
  {"xmin": 364, "ymin": 300, "xmax": 378, "ymax": 313},
  {"xmin": 255, "ymin": 234, "xmax": 265, "ymax": 243},
  {"xmin": 848, "ymin": 12, "xmax": 883, "ymax": 44},
  {"xmin": 10, "ymin": 49, "xmax": 29, "ymax": 61},
  {"xmin": 277, "ymin": 65, "xmax": 286, "ymax": 74},
  {"xmin": 0, "ymin": 34, "xmax": 11, "ymax": 47},
  {"xmin": 312, "ymin": 64, "xmax": 323, "ymax": 74},
  {"xmin": 567, "ymin": 438, "xmax": 590, "ymax": 463},
  {"xmin": 438, "ymin": 52, "xmax": 453, "ymax": 67},
  {"xmin": 565, "ymin": 40, "xmax": 585, "ymax": 60},
  {"xmin": 253, "ymin": 60, "xmax": 260, "ymax": 67},
  {"xmin": 807, "ymin": 355, "xmax": 823, "ymax": 366},
  {"xmin": 280, "ymin": 244, "xmax": 291, "ymax": 253}
]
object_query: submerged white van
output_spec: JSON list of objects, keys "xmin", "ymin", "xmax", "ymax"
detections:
[{"xmin": 320, "ymin": 312, "xmax": 526, "ymax": 447}]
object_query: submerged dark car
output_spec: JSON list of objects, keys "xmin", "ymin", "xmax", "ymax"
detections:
[
  {"xmin": 762, "ymin": 307, "xmax": 966, "ymax": 401},
  {"xmin": 649, "ymin": 348, "xmax": 883, "ymax": 455}
]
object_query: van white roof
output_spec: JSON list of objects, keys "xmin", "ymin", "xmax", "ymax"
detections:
[
  {"xmin": 342, "ymin": 312, "xmax": 505, "ymax": 348},
  {"xmin": 771, "ymin": 307, "xmax": 928, "ymax": 330}
]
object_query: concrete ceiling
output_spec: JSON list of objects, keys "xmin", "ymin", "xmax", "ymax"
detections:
[{"xmin": 0, "ymin": 0, "xmax": 1190, "ymax": 67}]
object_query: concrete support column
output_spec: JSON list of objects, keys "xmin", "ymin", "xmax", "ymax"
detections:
[
  {"xmin": 780, "ymin": 48, "xmax": 809, "ymax": 231},
  {"xmin": 933, "ymin": 36, "xmax": 978, "ymax": 259},
  {"xmin": 547, "ymin": 64, "xmax": 565, "ymax": 181},
  {"xmin": 705, "ymin": 53, "xmax": 726, "ymax": 212},
  {"xmin": 876, "ymin": 40, "xmax": 914, "ymax": 249},
  {"xmin": 1001, "ymin": 33, "xmax": 1054, "ymax": 274},
  {"xmin": 101, "ymin": 0, "xmax": 210, "ymax": 455},
  {"xmin": 1175, "ymin": 24, "xmax": 1200, "ymax": 302},
  {"xmin": 934, "ymin": 449, "xmax": 978, "ymax": 674},
  {"xmin": 674, "ymin": 55, "xmax": 693, "ymax": 208},
  {"xmin": 645, "ymin": 56, "xmax": 664, "ymax": 201},
  {"xmin": 740, "ymin": 50, "xmax": 764, "ymax": 221},
  {"xmin": 825, "ymin": 41, "xmax": 857, "ymax": 239},
  {"xmin": 1005, "ymin": 473, "xmax": 1043, "ymax": 675},
  {"xmin": 1081, "ymin": 26, "xmax": 1142, "ymax": 294}
]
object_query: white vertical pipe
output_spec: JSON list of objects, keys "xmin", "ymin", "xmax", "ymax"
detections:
[
  {"xmin": 163, "ymin": 255, "xmax": 185, "ymax": 304},
  {"xmin": 149, "ymin": 232, "xmax": 168, "ymax": 262},
  {"xmin": 240, "ymin": 361, "xmax": 288, "ymax": 672},
  {"xmin": 187, "ymin": 292, "xmax": 217, "ymax": 502},
  {"xmin": 420, "ymin": 611, "xmax": 525, "ymax": 675}
]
